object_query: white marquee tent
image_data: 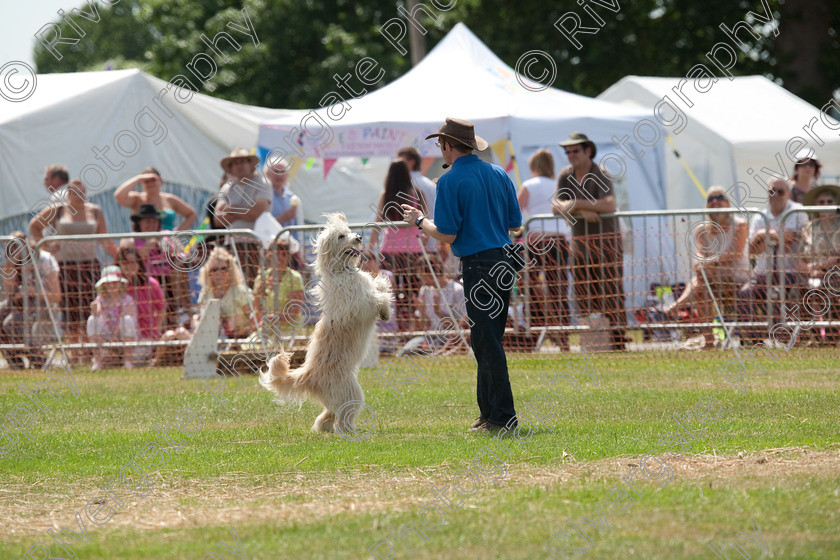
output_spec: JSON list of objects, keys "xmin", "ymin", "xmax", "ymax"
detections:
[
  {"xmin": 0, "ymin": 68, "xmax": 297, "ymax": 233},
  {"xmin": 258, "ymin": 23, "xmax": 668, "ymax": 221},
  {"xmin": 598, "ymin": 75, "xmax": 840, "ymax": 211},
  {"xmin": 258, "ymin": 23, "xmax": 673, "ymax": 310}
]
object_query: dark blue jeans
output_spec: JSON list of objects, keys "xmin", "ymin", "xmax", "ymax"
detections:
[{"xmin": 461, "ymin": 247, "xmax": 517, "ymax": 427}]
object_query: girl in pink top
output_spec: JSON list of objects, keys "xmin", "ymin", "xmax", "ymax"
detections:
[
  {"xmin": 117, "ymin": 246, "xmax": 165, "ymax": 363},
  {"xmin": 369, "ymin": 160, "xmax": 427, "ymax": 330}
]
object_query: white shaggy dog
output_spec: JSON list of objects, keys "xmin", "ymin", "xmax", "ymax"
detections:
[{"xmin": 259, "ymin": 213, "xmax": 393, "ymax": 433}]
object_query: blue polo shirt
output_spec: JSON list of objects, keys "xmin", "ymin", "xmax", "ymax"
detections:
[{"xmin": 434, "ymin": 154, "xmax": 522, "ymax": 257}]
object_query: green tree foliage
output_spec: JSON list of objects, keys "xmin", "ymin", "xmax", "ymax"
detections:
[
  {"xmin": 33, "ymin": 0, "xmax": 837, "ymax": 109},
  {"xmin": 34, "ymin": 0, "xmax": 153, "ymax": 73}
]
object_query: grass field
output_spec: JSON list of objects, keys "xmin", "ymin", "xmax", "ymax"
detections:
[{"xmin": 1, "ymin": 348, "xmax": 839, "ymax": 559}]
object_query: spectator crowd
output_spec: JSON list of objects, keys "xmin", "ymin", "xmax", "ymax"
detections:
[{"xmin": 2, "ymin": 140, "xmax": 839, "ymax": 370}]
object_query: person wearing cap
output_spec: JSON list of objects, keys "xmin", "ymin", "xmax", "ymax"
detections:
[
  {"xmin": 790, "ymin": 150, "xmax": 822, "ymax": 204},
  {"xmin": 87, "ymin": 265, "xmax": 139, "ymax": 370},
  {"xmin": 401, "ymin": 117, "xmax": 522, "ymax": 434},
  {"xmin": 553, "ymin": 132, "xmax": 628, "ymax": 351},
  {"xmin": 214, "ymin": 148, "xmax": 273, "ymax": 284},
  {"xmin": 800, "ymin": 184, "xmax": 840, "ymax": 345},
  {"xmin": 114, "ymin": 167, "xmax": 197, "ymax": 231}
]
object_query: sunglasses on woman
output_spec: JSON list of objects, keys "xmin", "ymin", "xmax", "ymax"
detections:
[{"xmin": 706, "ymin": 194, "xmax": 726, "ymax": 203}]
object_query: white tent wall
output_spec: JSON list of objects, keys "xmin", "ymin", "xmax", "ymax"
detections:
[
  {"xmin": 599, "ymin": 75, "xmax": 840, "ymax": 300},
  {"xmin": 0, "ymin": 69, "xmax": 296, "ymax": 235},
  {"xmin": 258, "ymin": 23, "xmax": 673, "ymax": 315},
  {"xmin": 598, "ymin": 76, "xmax": 840, "ymax": 211}
]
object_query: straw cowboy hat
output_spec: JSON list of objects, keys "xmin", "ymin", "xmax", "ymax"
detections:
[
  {"xmin": 559, "ymin": 132, "xmax": 597, "ymax": 159},
  {"xmin": 802, "ymin": 184, "xmax": 840, "ymax": 216},
  {"xmin": 425, "ymin": 117, "xmax": 488, "ymax": 151},
  {"xmin": 220, "ymin": 148, "xmax": 259, "ymax": 173}
]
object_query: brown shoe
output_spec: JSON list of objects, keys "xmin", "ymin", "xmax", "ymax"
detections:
[
  {"xmin": 468, "ymin": 417, "xmax": 487, "ymax": 431},
  {"xmin": 470, "ymin": 421, "xmax": 507, "ymax": 433}
]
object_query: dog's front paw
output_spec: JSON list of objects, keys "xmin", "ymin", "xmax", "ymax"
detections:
[
  {"xmin": 379, "ymin": 303, "xmax": 392, "ymax": 322},
  {"xmin": 374, "ymin": 273, "xmax": 391, "ymax": 293}
]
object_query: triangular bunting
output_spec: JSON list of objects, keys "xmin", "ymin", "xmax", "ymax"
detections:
[
  {"xmin": 489, "ymin": 139, "xmax": 507, "ymax": 166},
  {"xmin": 421, "ymin": 157, "xmax": 436, "ymax": 175},
  {"xmin": 507, "ymin": 139, "xmax": 523, "ymax": 188},
  {"xmin": 286, "ymin": 156, "xmax": 302, "ymax": 185},
  {"xmin": 361, "ymin": 157, "xmax": 369, "ymax": 165},
  {"xmin": 323, "ymin": 158, "xmax": 338, "ymax": 179},
  {"xmin": 304, "ymin": 157, "xmax": 316, "ymax": 170}
]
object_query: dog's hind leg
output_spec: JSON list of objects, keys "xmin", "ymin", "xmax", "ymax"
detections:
[
  {"xmin": 313, "ymin": 409, "xmax": 335, "ymax": 432},
  {"xmin": 333, "ymin": 381, "xmax": 365, "ymax": 435}
]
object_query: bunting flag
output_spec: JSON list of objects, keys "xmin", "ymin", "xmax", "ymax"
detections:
[
  {"xmin": 421, "ymin": 157, "xmax": 436, "ymax": 175},
  {"xmin": 286, "ymin": 156, "xmax": 303, "ymax": 185},
  {"xmin": 505, "ymin": 157, "xmax": 515, "ymax": 172},
  {"xmin": 304, "ymin": 157, "xmax": 316, "ymax": 170},
  {"xmin": 185, "ymin": 217, "xmax": 211, "ymax": 253},
  {"xmin": 361, "ymin": 157, "xmax": 369, "ymax": 165},
  {"xmin": 323, "ymin": 158, "xmax": 338, "ymax": 179},
  {"xmin": 489, "ymin": 138, "xmax": 507, "ymax": 167},
  {"xmin": 507, "ymin": 139, "xmax": 523, "ymax": 188}
]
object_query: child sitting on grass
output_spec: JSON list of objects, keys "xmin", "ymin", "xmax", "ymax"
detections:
[{"xmin": 87, "ymin": 266, "xmax": 139, "ymax": 370}]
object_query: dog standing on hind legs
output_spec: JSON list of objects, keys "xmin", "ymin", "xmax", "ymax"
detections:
[{"xmin": 260, "ymin": 213, "xmax": 393, "ymax": 433}]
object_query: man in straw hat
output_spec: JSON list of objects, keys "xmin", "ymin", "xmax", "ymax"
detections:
[
  {"xmin": 401, "ymin": 117, "xmax": 523, "ymax": 434},
  {"xmin": 553, "ymin": 132, "xmax": 628, "ymax": 351},
  {"xmin": 800, "ymin": 184, "xmax": 840, "ymax": 345},
  {"xmin": 214, "ymin": 148, "xmax": 272, "ymax": 284}
]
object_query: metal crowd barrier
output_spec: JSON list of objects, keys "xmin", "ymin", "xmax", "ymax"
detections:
[
  {"xmin": 4, "ymin": 207, "xmax": 838, "ymax": 371},
  {"xmin": 777, "ymin": 205, "xmax": 840, "ymax": 334}
]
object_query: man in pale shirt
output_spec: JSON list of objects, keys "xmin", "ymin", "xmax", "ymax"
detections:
[
  {"xmin": 40, "ymin": 164, "xmax": 70, "ymax": 250},
  {"xmin": 398, "ymin": 147, "xmax": 437, "ymax": 254},
  {"xmin": 215, "ymin": 148, "xmax": 272, "ymax": 284},
  {"xmin": 737, "ymin": 178, "xmax": 807, "ymax": 344},
  {"xmin": 266, "ymin": 157, "xmax": 302, "ymax": 244},
  {"xmin": 43, "ymin": 164, "xmax": 69, "ymax": 197}
]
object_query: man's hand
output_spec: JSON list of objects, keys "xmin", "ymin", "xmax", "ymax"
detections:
[
  {"xmin": 552, "ymin": 199, "xmax": 572, "ymax": 216},
  {"xmin": 277, "ymin": 207, "xmax": 296, "ymax": 224},
  {"xmin": 401, "ymin": 204, "xmax": 422, "ymax": 224},
  {"xmin": 579, "ymin": 210, "xmax": 601, "ymax": 223}
]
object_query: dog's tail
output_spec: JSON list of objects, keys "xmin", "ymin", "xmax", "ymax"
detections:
[{"xmin": 259, "ymin": 351, "xmax": 305, "ymax": 404}]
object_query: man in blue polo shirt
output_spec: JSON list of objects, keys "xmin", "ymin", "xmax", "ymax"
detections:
[{"xmin": 401, "ymin": 117, "xmax": 522, "ymax": 433}]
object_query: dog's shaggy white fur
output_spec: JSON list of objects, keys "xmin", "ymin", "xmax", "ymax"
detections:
[{"xmin": 259, "ymin": 213, "xmax": 393, "ymax": 433}]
